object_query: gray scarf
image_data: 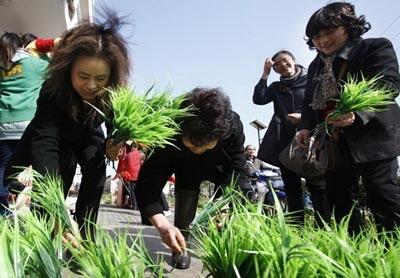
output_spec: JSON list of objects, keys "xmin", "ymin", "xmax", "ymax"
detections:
[
  {"xmin": 311, "ymin": 55, "xmax": 339, "ymax": 110},
  {"xmin": 280, "ymin": 65, "xmax": 302, "ymax": 83}
]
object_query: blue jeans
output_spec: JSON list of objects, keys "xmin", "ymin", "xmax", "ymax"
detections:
[{"xmin": 0, "ymin": 140, "xmax": 18, "ymax": 198}]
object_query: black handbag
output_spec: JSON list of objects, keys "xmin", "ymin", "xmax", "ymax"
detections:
[{"xmin": 278, "ymin": 125, "xmax": 345, "ymax": 178}]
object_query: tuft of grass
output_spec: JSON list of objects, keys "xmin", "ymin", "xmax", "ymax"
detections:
[
  {"xmin": 17, "ymin": 213, "xmax": 64, "ymax": 277},
  {"xmin": 0, "ymin": 210, "xmax": 65, "ymax": 277},
  {"xmin": 2, "ymin": 169, "xmax": 165, "ymax": 276},
  {"xmin": 193, "ymin": 181, "xmax": 400, "ymax": 277},
  {"xmin": 27, "ymin": 172, "xmax": 79, "ymax": 238},
  {"xmin": 327, "ymin": 75, "xmax": 395, "ymax": 122},
  {"xmin": 86, "ymin": 86, "xmax": 192, "ymax": 148},
  {"xmin": 69, "ymin": 229, "xmax": 163, "ymax": 277}
]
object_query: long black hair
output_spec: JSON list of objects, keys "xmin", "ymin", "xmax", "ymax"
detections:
[
  {"xmin": 21, "ymin": 33, "xmax": 38, "ymax": 47},
  {"xmin": 0, "ymin": 32, "xmax": 23, "ymax": 68}
]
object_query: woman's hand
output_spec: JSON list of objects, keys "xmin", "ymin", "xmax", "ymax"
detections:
[
  {"xmin": 105, "ymin": 138, "xmax": 124, "ymax": 161},
  {"xmin": 287, "ymin": 113, "xmax": 301, "ymax": 125},
  {"xmin": 150, "ymin": 213, "xmax": 186, "ymax": 253},
  {"xmin": 53, "ymin": 221, "xmax": 81, "ymax": 249},
  {"xmin": 62, "ymin": 232, "xmax": 80, "ymax": 249},
  {"xmin": 159, "ymin": 223, "xmax": 186, "ymax": 253},
  {"xmin": 296, "ymin": 129, "xmax": 311, "ymax": 149},
  {"xmin": 53, "ymin": 38, "xmax": 62, "ymax": 48},
  {"xmin": 17, "ymin": 165, "xmax": 33, "ymax": 187},
  {"xmin": 328, "ymin": 112, "xmax": 355, "ymax": 127},
  {"xmin": 262, "ymin": 58, "xmax": 275, "ymax": 79}
]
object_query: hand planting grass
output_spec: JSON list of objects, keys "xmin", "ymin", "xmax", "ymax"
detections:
[
  {"xmin": 0, "ymin": 170, "xmax": 165, "ymax": 277},
  {"xmin": 87, "ymin": 86, "xmax": 193, "ymax": 148}
]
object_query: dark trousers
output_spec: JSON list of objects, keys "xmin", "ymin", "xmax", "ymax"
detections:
[
  {"xmin": 173, "ymin": 163, "xmax": 226, "ymax": 239},
  {"xmin": 5, "ymin": 129, "xmax": 106, "ymax": 239},
  {"xmin": 174, "ymin": 190, "xmax": 199, "ymax": 239},
  {"xmin": 280, "ymin": 165, "xmax": 331, "ymax": 226},
  {"xmin": 160, "ymin": 191, "xmax": 170, "ymax": 211},
  {"xmin": 58, "ymin": 136, "xmax": 106, "ymax": 239},
  {"xmin": 126, "ymin": 181, "xmax": 138, "ymax": 209},
  {"xmin": 0, "ymin": 140, "xmax": 18, "ymax": 198},
  {"xmin": 325, "ymin": 157, "xmax": 400, "ymax": 232}
]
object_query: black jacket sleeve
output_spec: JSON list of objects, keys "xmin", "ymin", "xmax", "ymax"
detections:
[
  {"xmin": 354, "ymin": 38, "xmax": 400, "ymax": 126},
  {"xmin": 253, "ymin": 79, "xmax": 274, "ymax": 105},
  {"xmin": 301, "ymin": 60, "xmax": 319, "ymax": 130},
  {"xmin": 135, "ymin": 146, "xmax": 174, "ymax": 220},
  {"xmin": 221, "ymin": 112, "xmax": 251, "ymax": 193},
  {"xmin": 29, "ymin": 95, "xmax": 62, "ymax": 176}
]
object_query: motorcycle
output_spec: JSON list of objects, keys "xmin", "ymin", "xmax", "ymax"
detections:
[{"xmin": 249, "ymin": 167, "xmax": 287, "ymax": 212}]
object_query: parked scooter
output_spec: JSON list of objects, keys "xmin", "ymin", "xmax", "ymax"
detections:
[{"xmin": 248, "ymin": 165, "xmax": 287, "ymax": 212}]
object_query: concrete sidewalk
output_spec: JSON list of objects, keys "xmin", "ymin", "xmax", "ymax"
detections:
[{"xmin": 97, "ymin": 205, "xmax": 205, "ymax": 278}]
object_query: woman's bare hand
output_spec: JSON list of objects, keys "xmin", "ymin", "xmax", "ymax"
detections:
[
  {"xmin": 296, "ymin": 129, "xmax": 311, "ymax": 149},
  {"xmin": 105, "ymin": 138, "xmax": 124, "ymax": 161},
  {"xmin": 262, "ymin": 58, "xmax": 275, "ymax": 79},
  {"xmin": 17, "ymin": 165, "xmax": 33, "ymax": 187},
  {"xmin": 287, "ymin": 113, "xmax": 301, "ymax": 125},
  {"xmin": 158, "ymin": 223, "xmax": 186, "ymax": 253},
  {"xmin": 328, "ymin": 112, "xmax": 355, "ymax": 127}
]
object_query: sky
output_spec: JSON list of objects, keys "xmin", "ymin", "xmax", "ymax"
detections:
[{"xmin": 96, "ymin": 0, "xmax": 400, "ymax": 149}]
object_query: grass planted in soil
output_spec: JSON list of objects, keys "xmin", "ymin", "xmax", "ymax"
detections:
[{"xmin": 193, "ymin": 188, "xmax": 400, "ymax": 277}]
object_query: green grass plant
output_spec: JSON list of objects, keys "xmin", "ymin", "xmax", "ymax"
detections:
[
  {"xmin": 26, "ymin": 172, "xmax": 78, "ymax": 238},
  {"xmin": 69, "ymin": 229, "xmax": 163, "ymax": 277},
  {"xmin": 193, "ymin": 186, "xmax": 400, "ymax": 277},
  {"xmin": 87, "ymin": 86, "xmax": 192, "ymax": 148},
  {"xmin": 0, "ymin": 218, "xmax": 23, "ymax": 278},
  {"xmin": 1, "ymin": 170, "xmax": 164, "ymax": 276},
  {"xmin": 17, "ymin": 213, "xmax": 64, "ymax": 278},
  {"xmin": 327, "ymin": 75, "xmax": 395, "ymax": 122},
  {"xmin": 0, "ymin": 211, "xmax": 65, "ymax": 277}
]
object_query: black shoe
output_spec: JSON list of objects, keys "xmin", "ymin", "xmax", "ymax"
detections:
[{"xmin": 171, "ymin": 251, "xmax": 191, "ymax": 269}]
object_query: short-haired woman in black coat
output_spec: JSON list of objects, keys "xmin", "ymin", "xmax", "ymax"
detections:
[
  {"xmin": 135, "ymin": 87, "xmax": 250, "ymax": 269},
  {"xmin": 297, "ymin": 2, "xmax": 400, "ymax": 233},
  {"xmin": 253, "ymin": 50, "xmax": 330, "ymax": 226}
]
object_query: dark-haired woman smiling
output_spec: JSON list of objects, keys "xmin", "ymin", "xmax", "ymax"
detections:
[
  {"xmin": 253, "ymin": 50, "xmax": 330, "ymax": 226},
  {"xmin": 297, "ymin": 2, "xmax": 400, "ymax": 233},
  {"xmin": 5, "ymin": 11, "xmax": 130, "ymax": 238}
]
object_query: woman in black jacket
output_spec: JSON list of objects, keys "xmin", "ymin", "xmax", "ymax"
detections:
[
  {"xmin": 253, "ymin": 50, "xmax": 330, "ymax": 225},
  {"xmin": 4, "ymin": 11, "xmax": 130, "ymax": 238},
  {"xmin": 297, "ymin": 2, "xmax": 400, "ymax": 233},
  {"xmin": 135, "ymin": 87, "xmax": 250, "ymax": 269}
]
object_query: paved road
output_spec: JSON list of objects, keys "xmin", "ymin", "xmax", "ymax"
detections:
[{"xmin": 96, "ymin": 205, "xmax": 205, "ymax": 278}]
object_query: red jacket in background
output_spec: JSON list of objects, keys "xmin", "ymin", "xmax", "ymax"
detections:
[{"xmin": 117, "ymin": 149, "xmax": 142, "ymax": 182}]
